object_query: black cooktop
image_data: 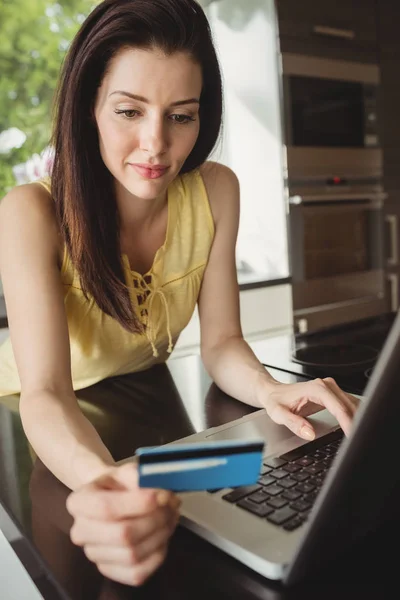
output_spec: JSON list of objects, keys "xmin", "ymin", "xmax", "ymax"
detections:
[
  {"xmin": 292, "ymin": 343, "xmax": 378, "ymax": 369},
  {"xmin": 250, "ymin": 313, "xmax": 397, "ymax": 395}
]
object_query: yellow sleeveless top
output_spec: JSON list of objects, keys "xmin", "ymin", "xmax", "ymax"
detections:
[{"xmin": 0, "ymin": 169, "xmax": 214, "ymax": 395}]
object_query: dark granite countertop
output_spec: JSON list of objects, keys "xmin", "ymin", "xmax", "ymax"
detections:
[{"xmin": 0, "ymin": 355, "xmax": 398, "ymax": 599}]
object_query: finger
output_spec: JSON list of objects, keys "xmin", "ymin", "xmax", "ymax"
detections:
[
  {"xmin": 105, "ymin": 462, "xmax": 138, "ymax": 489},
  {"xmin": 66, "ymin": 474, "xmax": 180, "ymax": 521},
  {"xmin": 70, "ymin": 505, "xmax": 177, "ymax": 547},
  {"xmin": 133, "ymin": 520, "xmax": 178, "ymax": 563},
  {"xmin": 110, "ymin": 463, "xmax": 181, "ymax": 502},
  {"xmin": 266, "ymin": 403, "xmax": 316, "ymax": 440},
  {"xmin": 83, "ymin": 520, "xmax": 177, "ymax": 567},
  {"xmin": 323, "ymin": 378, "xmax": 360, "ymax": 415},
  {"xmin": 66, "ymin": 486, "xmax": 158, "ymax": 521},
  {"xmin": 97, "ymin": 545, "xmax": 168, "ymax": 586},
  {"xmin": 305, "ymin": 379, "xmax": 354, "ymax": 436},
  {"xmin": 346, "ymin": 391, "xmax": 362, "ymax": 410}
]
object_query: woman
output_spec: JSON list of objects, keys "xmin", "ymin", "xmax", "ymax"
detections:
[{"xmin": 0, "ymin": 0, "xmax": 359, "ymax": 587}]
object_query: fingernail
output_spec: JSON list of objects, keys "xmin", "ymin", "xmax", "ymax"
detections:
[
  {"xmin": 300, "ymin": 426, "xmax": 315, "ymax": 440},
  {"xmin": 156, "ymin": 490, "xmax": 171, "ymax": 507}
]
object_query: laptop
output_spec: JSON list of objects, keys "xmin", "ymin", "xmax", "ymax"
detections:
[{"xmin": 167, "ymin": 310, "xmax": 400, "ymax": 585}]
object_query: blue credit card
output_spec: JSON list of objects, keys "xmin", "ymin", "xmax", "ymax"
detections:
[{"xmin": 136, "ymin": 438, "xmax": 265, "ymax": 492}]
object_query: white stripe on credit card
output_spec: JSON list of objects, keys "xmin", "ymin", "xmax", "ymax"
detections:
[{"xmin": 141, "ymin": 457, "xmax": 227, "ymax": 475}]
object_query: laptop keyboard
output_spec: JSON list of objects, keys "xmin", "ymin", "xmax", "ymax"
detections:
[{"xmin": 217, "ymin": 429, "xmax": 343, "ymax": 532}]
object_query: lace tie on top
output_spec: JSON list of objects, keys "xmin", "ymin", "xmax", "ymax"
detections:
[
  {"xmin": 145, "ymin": 286, "xmax": 173, "ymax": 357},
  {"xmin": 134, "ymin": 274, "xmax": 173, "ymax": 358}
]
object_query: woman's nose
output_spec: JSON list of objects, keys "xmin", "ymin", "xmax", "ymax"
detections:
[{"xmin": 140, "ymin": 118, "xmax": 167, "ymax": 156}]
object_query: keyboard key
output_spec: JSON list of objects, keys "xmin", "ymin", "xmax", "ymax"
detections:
[
  {"xmin": 247, "ymin": 490, "xmax": 270, "ymax": 504},
  {"xmin": 264, "ymin": 457, "xmax": 287, "ymax": 469},
  {"xmin": 262, "ymin": 484, "xmax": 282, "ymax": 496},
  {"xmin": 291, "ymin": 471, "xmax": 310, "ymax": 482},
  {"xmin": 304, "ymin": 491, "xmax": 318, "ymax": 503},
  {"xmin": 295, "ymin": 482, "xmax": 315, "ymax": 494},
  {"xmin": 260, "ymin": 465, "xmax": 273, "ymax": 475},
  {"xmin": 304, "ymin": 464, "xmax": 325, "ymax": 476},
  {"xmin": 222, "ymin": 485, "xmax": 261, "ymax": 503},
  {"xmin": 295, "ymin": 457, "xmax": 314, "ymax": 467},
  {"xmin": 283, "ymin": 462, "xmax": 302, "ymax": 474},
  {"xmin": 267, "ymin": 506, "xmax": 297, "ymax": 526},
  {"xmin": 308, "ymin": 476, "xmax": 324, "ymax": 488},
  {"xmin": 319, "ymin": 458, "xmax": 334, "ymax": 468},
  {"xmin": 237, "ymin": 498, "xmax": 274, "ymax": 518},
  {"xmin": 266, "ymin": 496, "xmax": 288, "ymax": 509},
  {"xmin": 290, "ymin": 499, "xmax": 312, "ymax": 512},
  {"xmin": 323, "ymin": 449, "xmax": 336, "ymax": 458},
  {"xmin": 269, "ymin": 469, "xmax": 288, "ymax": 480},
  {"xmin": 277, "ymin": 477, "xmax": 298, "ymax": 489},
  {"xmin": 283, "ymin": 515, "xmax": 306, "ymax": 531},
  {"xmin": 281, "ymin": 489, "xmax": 302, "ymax": 501},
  {"xmin": 310, "ymin": 450, "xmax": 328, "ymax": 459},
  {"xmin": 258, "ymin": 474, "xmax": 276, "ymax": 487}
]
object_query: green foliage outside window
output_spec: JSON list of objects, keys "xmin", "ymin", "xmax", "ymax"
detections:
[{"xmin": 0, "ymin": 0, "xmax": 96, "ymax": 198}]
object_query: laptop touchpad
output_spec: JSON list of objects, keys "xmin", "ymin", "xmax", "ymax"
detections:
[
  {"xmin": 205, "ymin": 411, "xmax": 296, "ymax": 447},
  {"xmin": 205, "ymin": 409, "xmax": 338, "ymax": 457}
]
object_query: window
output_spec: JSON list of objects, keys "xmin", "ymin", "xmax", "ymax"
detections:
[{"xmin": 0, "ymin": 1, "xmax": 95, "ymax": 194}]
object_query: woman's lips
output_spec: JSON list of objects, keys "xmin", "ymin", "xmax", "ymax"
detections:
[{"xmin": 131, "ymin": 164, "xmax": 169, "ymax": 180}]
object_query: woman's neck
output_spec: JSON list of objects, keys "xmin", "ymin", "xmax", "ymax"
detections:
[{"xmin": 114, "ymin": 180, "xmax": 168, "ymax": 235}]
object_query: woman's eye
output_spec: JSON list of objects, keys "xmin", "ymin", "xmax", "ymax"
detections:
[
  {"xmin": 169, "ymin": 114, "xmax": 195, "ymax": 125},
  {"xmin": 114, "ymin": 109, "xmax": 139, "ymax": 119}
]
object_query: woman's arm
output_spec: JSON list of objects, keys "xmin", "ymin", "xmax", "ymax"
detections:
[
  {"xmin": 0, "ymin": 184, "xmax": 113, "ymax": 490},
  {"xmin": 198, "ymin": 162, "xmax": 359, "ymax": 440},
  {"xmin": 0, "ymin": 185, "xmax": 180, "ymax": 586},
  {"xmin": 197, "ymin": 163, "xmax": 280, "ymax": 404}
]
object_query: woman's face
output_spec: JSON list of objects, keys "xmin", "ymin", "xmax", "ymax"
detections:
[{"xmin": 94, "ymin": 47, "xmax": 202, "ymax": 201}]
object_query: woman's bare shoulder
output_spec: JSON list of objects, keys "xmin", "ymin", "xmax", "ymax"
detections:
[
  {"xmin": 199, "ymin": 160, "xmax": 238, "ymax": 186},
  {"xmin": 0, "ymin": 182, "xmax": 61, "ymax": 261},
  {"xmin": 1, "ymin": 181, "xmax": 55, "ymax": 216},
  {"xmin": 198, "ymin": 161, "xmax": 240, "ymax": 221}
]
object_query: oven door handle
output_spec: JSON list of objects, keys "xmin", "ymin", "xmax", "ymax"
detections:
[
  {"xmin": 387, "ymin": 273, "xmax": 399, "ymax": 312},
  {"xmin": 312, "ymin": 25, "xmax": 356, "ymax": 40},
  {"xmin": 289, "ymin": 192, "xmax": 387, "ymax": 206},
  {"xmin": 386, "ymin": 214, "xmax": 399, "ymax": 267}
]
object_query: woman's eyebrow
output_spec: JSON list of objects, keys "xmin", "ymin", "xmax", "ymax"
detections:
[{"xmin": 108, "ymin": 91, "xmax": 200, "ymax": 107}]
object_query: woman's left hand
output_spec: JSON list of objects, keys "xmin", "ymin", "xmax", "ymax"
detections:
[{"xmin": 258, "ymin": 377, "xmax": 360, "ymax": 440}]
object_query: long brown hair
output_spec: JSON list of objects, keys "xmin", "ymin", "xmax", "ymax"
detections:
[{"xmin": 51, "ymin": 0, "xmax": 223, "ymax": 332}]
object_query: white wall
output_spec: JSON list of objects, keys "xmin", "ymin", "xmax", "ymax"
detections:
[{"xmin": 205, "ymin": 0, "xmax": 289, "ymax": 281}]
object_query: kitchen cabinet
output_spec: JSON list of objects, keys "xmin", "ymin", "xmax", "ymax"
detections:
[
  {"xmin": 376, "ymin": 0, "xmax": 400, "ymax": 58},
  {"xmin": 275, "ymin": 0, "xmax": 377, "ymax": 63}
]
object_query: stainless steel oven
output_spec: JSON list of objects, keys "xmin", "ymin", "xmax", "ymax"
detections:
[
  {"xmin": 281, "ymin": 53, "xmax": 383, "ymax": 187},
  {"xmin": 288, "ymin": 177, "xmax": 388, "ymax": 334},
  {"xmin": 280, "ymin": 52, "xmax": 389, "ymax": 333},
  {"xmin": 282, "ymin": 53, "xmax": 381, "ymax": 150}
]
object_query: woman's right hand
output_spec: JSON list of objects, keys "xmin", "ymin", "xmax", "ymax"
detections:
[{"xmin": 66, "ymin": 462, "xmax": 181, "ymax": 586}]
